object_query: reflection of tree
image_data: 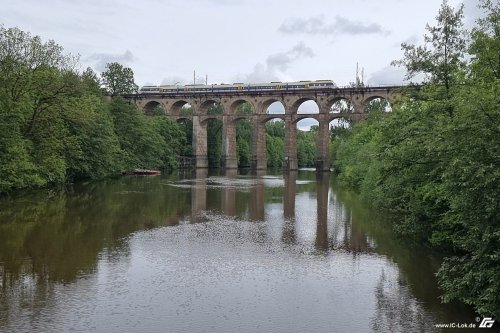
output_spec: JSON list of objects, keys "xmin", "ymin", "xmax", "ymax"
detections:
[
  {"xmin": 0, "ymin": 177, "xmax": 190, "ymax": 288},
  {"xmin": 344, "ymin": 216, "xmax": 373, "ymax": 253},
  {"xmin": 0, "ymin": 175, "xmax": 193, "ymax": 325},
  {"xmin": 327, "ymin": 191, "xmax": 375, "ymax": 254},
  {"xmin": 371, "ymin": 269, "xmax": 437, "ymax": 332}
]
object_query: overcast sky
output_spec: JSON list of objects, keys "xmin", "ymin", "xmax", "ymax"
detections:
[{"xmin": 2, "ymin": 0, "xmax": 483, "ymax": 88}]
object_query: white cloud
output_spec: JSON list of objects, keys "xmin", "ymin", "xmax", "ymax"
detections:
[
  {"xmin": 461, "ymin": 0, "xmax": 485, "ymax": 28},
  {"xmin": 279, "ymin": 15, "xmax": 390, "ymax": 36},
  {"xmin": 367, "ymin": 66, "xmax": 407, "ymax": 86},
  {"xmin": 86, "ymin": 50, "xmax": 135, "ymax": 72},
  {"xmin": 236, "ymin": 42, "xmax": 315, "ymax": 83}
]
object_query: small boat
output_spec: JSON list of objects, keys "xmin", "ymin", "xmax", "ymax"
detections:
[{"xmin": 131, "ymin": 169, "xmax": 161, "ymax": 176}]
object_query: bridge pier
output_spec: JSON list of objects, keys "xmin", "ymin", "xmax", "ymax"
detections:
[
  {"xmin": 192, "ymin": 116, "xmax": 209, "ymax": 168},
  {"xmin": 251, "ymin": 121, "xmax": 267, "ymax": 170},
  {"xmin": 284, "ymin": 118, "xmax": 298, "ymax": 171},
  {"xmin": 221, "ymin": 116, "xmax": 238, "ymax": 169}
]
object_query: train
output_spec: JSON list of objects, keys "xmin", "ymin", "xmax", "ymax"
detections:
[{"xmin": 139, "ymin": 80, "xmax": 336, "ymax": 94}]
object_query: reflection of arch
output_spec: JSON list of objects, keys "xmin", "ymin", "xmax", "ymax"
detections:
[
  {"xmin": 144, "ymin": 100, "xmax": 161, "ymax": 115},
  {"xmin": 170, "ymin": 100, "xmax": 190, "ymax": 115}
]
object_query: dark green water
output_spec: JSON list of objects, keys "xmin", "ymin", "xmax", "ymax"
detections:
[{"xmin": 0, "ymin": 170, "xmax": 484, "ymax": 332}]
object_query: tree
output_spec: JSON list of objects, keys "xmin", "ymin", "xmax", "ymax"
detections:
[
  {"xmin": 433, "ymin": 0, "xmax": 500, "ymax": 316},
  {"xmin": 265, "ymin": 121, "xmax": 285, "ymax": 168},
  {"xmin": 331, "ymin": 0, "xmax": 500, "ymax": 316},
  {"xmin": 469, "ymin": 0, "xmax": 500, "ymax": 81},
  {"xmin": 101, "ymin": 62, "xmax": 138, "ymax": 96},
  {"xmin": 81, "ymin": 67, "xmax": 102, "ymax": 96},
  {"xmin": 392, "ymin": 0, "xmax": 466, "ymax": 115},
  {"xmin": 297, "ymin": 130, "xmax": 317, "ymax": 167},
  {"xmin": 152, "ymin": 116, "xmax": 187, "ymax": 169},
  {"xmin": 109, "ymin": 98, "xmax": 166, "ymax": 170},
  {"xmin": 0, "ymin": 26, "xmax": 81, "ymax": 190},
  {"xmin": 235, "ymin": 102, "xmax": 253, "ymax": 167}
]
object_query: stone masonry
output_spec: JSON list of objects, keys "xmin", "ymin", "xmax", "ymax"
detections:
[{"xmin": 123, "ymin": 86, "xmax": 403, "ymax": 171}]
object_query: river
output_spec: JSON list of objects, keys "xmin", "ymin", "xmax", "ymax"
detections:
[{"xmin": 0, "ymin": 170, "xmax": 482, "ymax": 332}]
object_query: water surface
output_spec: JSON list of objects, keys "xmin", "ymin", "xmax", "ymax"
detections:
[{"xmin": 0, "ymin": 170, "xmax": 479, "ymax": 332}]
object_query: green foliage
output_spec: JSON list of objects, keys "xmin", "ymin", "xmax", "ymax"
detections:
[
  {"xmin": 266, "ymin": 120, "xmax": 285, "ymax": 138},
  {"xmin": 469, "ymin": 0, "xmax": 500, "ymax": 81},
  {"xmin": 0, "ymin": 26, "xmax": 187, "ymax": 193},
  {"xmin": 101, "ymin": 62, "xmax": 138, "ymax": 95},
  {"xmin": 333, "ymin": 0, "xmax": 500, "ymax": 316},
  {"xmin": 178, "ymin": 119, "xmax": 193, "ymax": 156},
  {"xmin": 265, "ymin": 121, "xmax": 285, "ymax": 168},
  {"xmin": 266, "ymin": 134, "xmax": 284, "ymax": 168},
  {"xmin": 297, "ymin": 130, "xmax": 317, "ymax": 167},
  {"xmin": 152, "ymin": 116, "xmax": 187, "ymax": 169},
  {"xmin": 109, "ymin": 98, "xmax": 166, "ymax": 170},
  {"xmin": 365, "ymin": 98, "xmax": 390, "ymax": 113},
  {"xmin": 236, "ymin": 120, "xmax": 252, "ymax": 167},
  {"xmin": 235, "ymin": 102, "xmax": 253, "ymax": 167},
  {"xmin": 392, "ymin": 0, "xmax": 466, "ymax": 115}
]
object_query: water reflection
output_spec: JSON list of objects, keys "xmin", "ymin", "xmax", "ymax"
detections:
[
  {"xmin": 282, "ymin": 171, "xmax": 297, "ymax": 244},
  {"xmin": 0, "ymin": 170, "xmax": 479, "ymax": 333},
  {"xmin": 192, "ymin": 169, "xmax": 208, "ymax": 223},
  {"xmin": 315, "ymin": 172, "xmax": 329, "ymax": 251}
]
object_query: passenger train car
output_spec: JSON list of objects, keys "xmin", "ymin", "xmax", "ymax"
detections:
[{"xmin": 139, "ymin": 80, "xmax": 336, "ymax": 94}]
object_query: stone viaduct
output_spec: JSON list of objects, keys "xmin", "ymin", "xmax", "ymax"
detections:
[{"xmin": 122, "ymin": 85, "xmax": 404, "ymax": 171}]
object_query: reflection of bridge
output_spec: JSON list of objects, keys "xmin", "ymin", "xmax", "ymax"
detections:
[
  {"xmin": 189, "ymin": 170, "xmax": 373, "ymax": 253},
  {"xmin": 123, "ymin": 86, "xmax": 404, "ymax": 171}
]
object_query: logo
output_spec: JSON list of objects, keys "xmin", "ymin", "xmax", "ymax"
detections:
[{"xmin": 479, "ymin": 317, "xmax": 495, "ymax": 328}]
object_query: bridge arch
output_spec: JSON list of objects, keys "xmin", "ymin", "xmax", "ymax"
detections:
[
  {"xmin": 200, "ymin": 115, "xmax": 223, "ymax": 125},
  {"xmin": 144, "ymin": 100, "xmax": 163, "ymax": 115},
  {"xmin": 363, "ymin": 95, "xmax": 392, "ymax": 113},
  {"xmin": 125, "ymin": 84, "xmax": 407, "ymax": 170},
  {"xmin": 175, "ymin": 115, "xmax": 192, "ymax": 122},
  {"xmin": 292, "ymin": 97, "xmax": 319, "ymax": 114},
  {"xmin": 230, "ymin": 98, "xmax": 255, "ymax": 115},
  {"xmin": 329, "ymin": 115, "xmax": 352, "ymax": 135},
  {"xmin": 328, "ymin": 97, "xmax": 354, "ymax": 114},
  {"xmin": 264, "ymin": 100, "xmax": 285, "ymax": 115},
  {"xmin": 294, "ymin": 98, "xmax": 320, "ymax": 137},
  {"xmin": 199, "ymin": 99, "xmax": 223, "ymax": 115},
  {"xmin": 170, "ymin": 100, "xmax": 191, "ymax": 116}
]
